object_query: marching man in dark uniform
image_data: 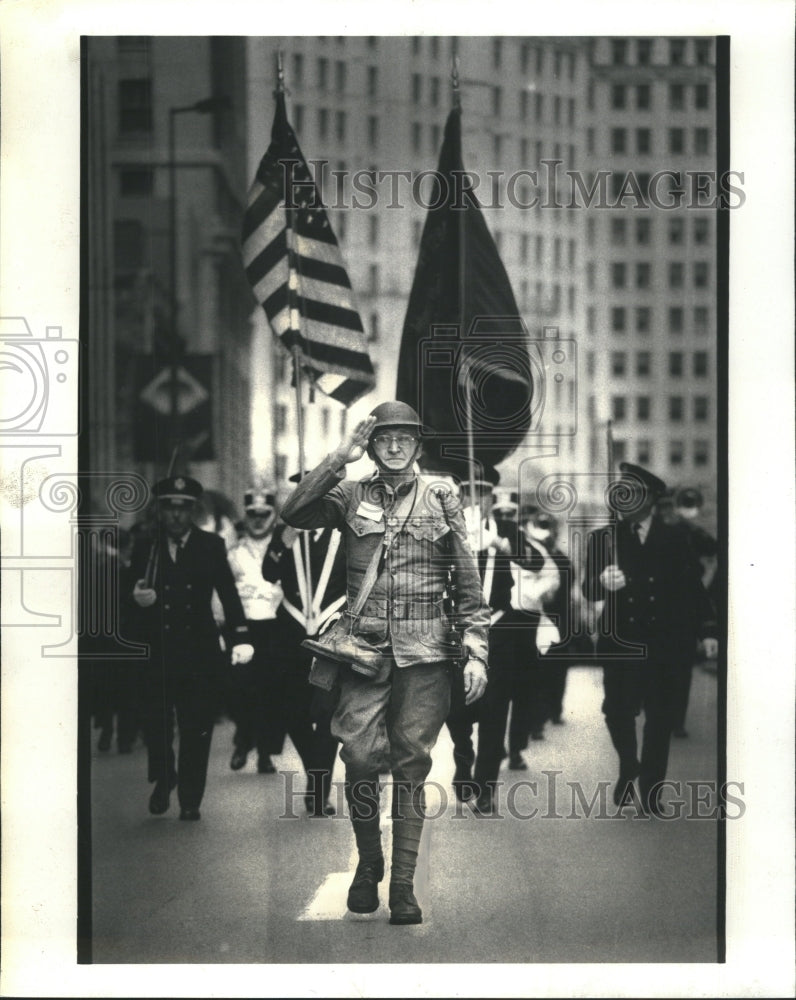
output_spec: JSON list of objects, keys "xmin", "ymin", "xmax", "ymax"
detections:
[
  {"xmin": 260, "ymin": 474, "xmax": 346, "ymax": 817},
  {"xmin": 280, "ymin": 402, "xmax": 490, "ymax": 925},
  {"xmin": 582, "ymin": 463, "xmax": 718, "ymax": 815},
  {"xmin": 131, "ymin": 476, "xmax": 253, "ymax": 821},
  {"xmin": 445, "ymin": 473, "xmax": 515, "ymax": 816}
]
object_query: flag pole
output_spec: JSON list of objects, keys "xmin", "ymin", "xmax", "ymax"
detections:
[
  {"xmin": 277, "ymin": 48, "xmax": 315, "ymax": 631},
  {"xmin": 452, "ymin": 49, "xmax": 477, "ymax": 506},
  {"xmin": 606, "ymin": 418, "xmax": 616, "ymax": 517}
]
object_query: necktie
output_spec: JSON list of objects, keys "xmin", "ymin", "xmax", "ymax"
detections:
[
  {"xmin": 631, "ymin": 522, "xmax": 642, "ymax": 547},
  {"xmin": 174, "ymin": 539, "xmax": 184, "ymax": 565}
]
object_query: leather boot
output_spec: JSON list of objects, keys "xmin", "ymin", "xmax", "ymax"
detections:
[
  {"xmin": 346, "ymin": 779, "xmax": 384, "ymax": 914},
  {"xmin": 389, "ymin": 815, "xmax": 423, "ymax": 925}
]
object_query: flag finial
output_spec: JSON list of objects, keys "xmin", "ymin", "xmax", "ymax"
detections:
[
  {"xmin": 275, "ymin": 47, "xmax": 285, "ymax": 95},
  {"xmin": 451, "ymin": 50, "xmax": 461, "ymax": 110}
]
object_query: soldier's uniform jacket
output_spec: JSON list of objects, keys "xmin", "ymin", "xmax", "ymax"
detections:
[
  {"xmin": 130, "ymin": 527, "xmax": 249, "ymax": 665},
  {"xmin": 280, "ymin": 457, "xmax": 490, "ymax": 668},
  {"xmin": 582, "ymin": 515, "xmax": 716, "ymax": 662}
]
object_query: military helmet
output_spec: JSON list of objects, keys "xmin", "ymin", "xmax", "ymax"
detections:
[{"xmin": 368, "ymin": 401, "xmax": 424, "ymax": 435}]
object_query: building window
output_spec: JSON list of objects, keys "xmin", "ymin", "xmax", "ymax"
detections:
[
  {"xmin": 367, "ymin": 65, "xmax": 378, "ymax": 97},
  {"xmin": 669, "ymin": 440, "xmax": 685, "ymax": 466},
  {"xmin": 587, "ymin": 306, "xmax": 596, "ymax": 335},
  {"xmin": 668, "ymin": 396, "xmax": 684, "ymax": 422},
  {"xmin": 694, "ymin": 351, "xmax": 709, "ymax": 377},
  {"xmin": 611, "ymin": 128, "xmax": 627, "ymax": 154},
  {"xmin": 568, "ymin": 239, "xmax": 576, "ymax": 266},
  {"xmin": 636, "ymin": 218, "xmax": 651, "ymax": 244},
  {"xmin": 669, "ymin": 128, "xmax": 685, "ymax": 154},
  {"xmin": 275, "ymin": 404, "xmax": 288, "ymax": 434},
  {"xmin": 119, "ymin": 167, "xmax": 153, "ymax": 196},
  {"xmin": 669, "ymin": 351, "xmax": 684, "ymax": 377},
  {"xmin": 113, "ymin": 219, "xmax": 145, "ymax": 272},
  {"xmin": 520, "ymin": 234, "xmax": 529, "ymax": 263},
  {"xmin": 695, "ymin": 83, "xmax": 710, "ymax": 109},
  {"xmin": 430, "ymin": 37, "xmax": 439, "ymax": 58},
  {"xmin": 118, "ymin": 78, "xmax": 152, "ymax": 133},
  {"xmin": 635, "ymin": 262, "xmax": 651, "ymax": 289},
  {"xmin": 367, "ymin": 115, "xmax": 379, "ymax": 148},
  {"xmin": 413, "ymin": 220, "xmax": 422, "ymax": 248},
  {"xmin": 669, "ymin": 307, "xmax": 684, "ymax": 333},
  {"xmin": 636, "ymin": 307, "xmax": 651, "ymax": 334},
  {"xmin": 493, "ymin": 86, "xmax": 502, "ymax": 116},
  {"xmin": 368, "ymin": 312, "xmax": 380, "ymax": 344},
  {"xmin": 335, "ymin": 110, "xmax": 346, "ymax": 141},
  {"xmin": 612, "ymin": 396, "xmax": 627, "ymax": 421},
  {"xmin": 610, "ymin": 217, "xmax": 626, "ymax": 245},
  {"xmin": 554, "ymin": 51, "xmax": 563, "ymax": 78},
  {"xmin": 611, "ymin": 84, "xmax": 626, "ymax": 109},
  {"xmin": 636, "ymin": 83, "xmax": 651, "ymax": 110},
  {"xmin": 553, "ymin": 96, "xmax": 561, "ymax": 124},
  {"xmin": 669, "ymin": 217, "xmax": 685, "ymax": 244},
  {"xmin": 430, "ymin": 76, "xmax": 440, "ymax": 106},
  {"xmin": 636, "ymin": 440, "xmax": 651, "ymax": 465},
  {"xmin": 611, "ymin": 307, "xmax": 626, "ymax": 333},
  {"xmin": 520, "ymin": 42, "xmax": 530, "ymax": 73},
  {"xmin": 568, "ymin": 99, "xmax": 576, "ymax": 127},
  {"xmin": 586, "ymin": 351, "xmax": 595, "ymax": 376},
  {"xmin": 669, "ymin": 83, "xmax": 685, "ymax": 110},
  {"xmin": 636, "ymin": 38, "xmax": 653, "ymax": 65},
  {"xmin": 695, "ymin": 39, "xmax": 712, "ymax": 66},
  {"xmin": 537, "ymin": 234, "xmax": 545, "ymax": 264},
  {"xmin": 412, "ymin": 36, "xmax": 421, "ymax": 56},
  {"xmin": 335, "ymin": 60, "xmax": 346, "ymax": 92},
  {"xmin": 669, "ymin": 262, "xmax": 684, "ymax": 288},
  {"xmin": 611, "ymin": 351, "xmax": 627, "ymax": 376},
  {"xmin": 636, "ymin": 351, "xmax": 651, "ymax": 376},
  {"xmin": 636, "ymin": 128, "xmax": 652, "ymax": 155},
  {"xmin": 368, "ymin": 214, "xmax": 379, "ymax": 247},
  {"xmin": 369, "ymin": 264, "xmax": 379, "ymax": 293},
  {"xmin": 318, "ymin": 107, "xmax": 329, "ymax": 140},
  {"xmin": 613, "ymin": 441, "xmax": 627, "ymax": 463},
  {"xmin": 611, "ymin": 39, "xmax": 628, "ymax": 65},
  {"xmin": 493, "ymin": 37, "xmax": 503, "ymax": 69},
  {"xmin": 694, "ymin": 306, "xmax": 709, "ymax": 334},
  {"xmin": 412, "ymin": 73, "xmax": 422, "ymax": 104},
  {"xmin": 317, "ymin": 57, "xmax": 328, "ymax": 88},
  {"xmin": 612, "ymin": 262, "xmax": 626, "ymax": 288},
  {"xmin": 694, "ymin": 218, "xmax": 710, "ymax": 244},
  {"xmin": 293, "ymin": 104, "xmax": 304, "ymax": 133},
  {"xmin": 292, "ymin": 53, "xmax": 304, "ymax": 86},
  {"xmin": 670, "ymin": 39, "xmax": 687, "ymax": 65},
  {"xmin": 694, "ymin": 128, "xmax": 710, "ymax": 155},
  {"xmin": 411, "ymin": 122, "xmax": 421, "ymax": 153},
  {"xmin": 694, "ymin": 396, "xmax": 709, "ymax": 421},
  {"xmin": 693, "ymin": 261, "xmax": 709, "ymax": 288},
  {"xmin": 694, "ymin": 440, "xmax": 710, "ymax": 467},
  {"xmin": 636, "ymin": 396, "xmax": 651, "ymax": 421},
  {"xmin": 568, "ymin": 286, "xmax": 576, "ymax": 314}
]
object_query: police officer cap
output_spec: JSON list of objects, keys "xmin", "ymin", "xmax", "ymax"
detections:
[
  {"xmin": 244, "ymin": 489, "xmax": 276, "ymax": 513},
  {"xmin": 368, "ymin": 400, "xmax": 425, "ymax": 435},
  {"xmin": 618, "ymin": 462, "xmax": 667, "ymax": 499},
  {"xmin": 675, "ymin": 486, "xmax": 704, "ymax": 509},
  {"xmin": 153, "ymin": 475, "xmax": 203, "ymax": 506},
  {"xmin": 462, "ymin": 466, "xmax": 500, "ymax": 493}
]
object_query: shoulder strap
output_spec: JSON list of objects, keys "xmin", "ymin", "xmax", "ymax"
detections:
[{"xmin": 348, "ymin": 481, "xmax": 417, "ymax": 616}]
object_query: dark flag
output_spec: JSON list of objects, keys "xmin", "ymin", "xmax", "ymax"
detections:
[
  {"xmin": 396, "ymin": 106, "xmax": 533, "ymax": 480},
  {"xmin": 242, "ymin": 92, "xmax": 376, "ymax": 406}
]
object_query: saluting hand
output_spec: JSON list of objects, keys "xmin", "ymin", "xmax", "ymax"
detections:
[{"xmin": 330, "ymin": 416, "xmax": 377, "ymax": 469}]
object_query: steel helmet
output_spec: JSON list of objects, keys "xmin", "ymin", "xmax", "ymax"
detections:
[{"xmin": 368, "ymin": 401, "xmax": 424, "ymax": 435}]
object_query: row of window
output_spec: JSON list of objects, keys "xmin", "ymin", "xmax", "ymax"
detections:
[
  {"xmin": 610, "ymin": 438, "xmax": 711, "ymax": 468},
  {"xmin": 595, "ymin": 306, "xmax": 713, "ymax": 336},
  {"xmin": 610, "ymin": 394, "xmax": 712, "ymax": 422},
  {"xmin": 609, "ymin": 350, "xmax": 710, "ymax": 378},
  {"xmin": 609, "ymin": 81, "xmax": 711, "ymax": 112},
  {"xmin": 607, "ymin": 37, "xmax": 713, "ymax": 68},
  {"xmin": 607, "ymin": 126, "xmax": 711, "ymax": 157},
  {"xmin": 608, "ymin": 260, "xmax": 711, "ymax": 289},
  {"xmin": 414, "ymin": 37, "xmax": 579, "ymax": 81},
  {"xmin": 607, "ymin": 215, "xmax": 711, "ymax": 246}
]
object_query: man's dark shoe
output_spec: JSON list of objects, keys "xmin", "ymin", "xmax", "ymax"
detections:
[
  {"xmin": 304, "ymin": 794, "xmax": 336, "ymax": 817},
  {"xmin": 347, "ymin": 856, "xmax": 384, "ymax": 914},
  {"xmin": 509, "ymin": 752, "xmax": 528, "ymax": 771},
  {"xmin": 257, "ymin": 755, "xmax": 276, "ymax": 774},
  {"xmin": 471, "ymin": 790, "xmax": 495, "ymax": 817},
  {"xmin": 179, "ymin": 808, "xmax": 201, "ymax": 821},
  {"xmin": 230, "ymin": 749, "xmax": 248, "ymax": 771},
  {"xmin": 388, "ymin": 885, "xmax": 422, "ymax": 925},
  {"xmin": 148, "ymin": 778, "xmax": 175, "ymax": 815},
  {"xmin": 452, "ymin": 763, "xmax": 476, "ymax": 802},
  {"xmin": 613, "ymin": 762, "xmax": 641, "ymax": 807},
  {"xmin": 530, "ymin": 728, "xmax": 545, "ymax": 741},
  {"xmin": 98, "ymin": 730, "xmax": 112, "ymax": 752}
]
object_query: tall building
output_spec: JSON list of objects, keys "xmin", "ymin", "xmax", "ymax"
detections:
[
  {"xmin": 584, "ymin": 36, "xmax": 718, "ymax": 519},
  {"xmin": 84, "ymin": 36, "xmax": 252, "ymax": 516}
]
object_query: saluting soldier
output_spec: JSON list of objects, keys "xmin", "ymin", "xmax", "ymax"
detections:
[
  {"xmin": 582, "ymin": 463, "xmax": 718, "ymax": 815},
  {"xmin": 131, "ymin": 476, "xmax": 253, "ymax": 821}
]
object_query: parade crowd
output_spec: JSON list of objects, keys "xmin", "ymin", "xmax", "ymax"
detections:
[{"xmin": 91, "ymin": 401, "xmax": 718, "ymax": 926}]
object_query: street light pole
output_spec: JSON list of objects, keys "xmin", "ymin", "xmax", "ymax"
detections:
[{"xmin": 167, "ymin": 95, "xmax": 231, "ymax": 466}]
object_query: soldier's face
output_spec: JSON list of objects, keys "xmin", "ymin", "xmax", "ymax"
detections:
[
  {"xmin": 160, "ymin": 502, "xmax": 194, "ymax": 539},
  {"xmin": 369, "ymin": 427, "xmax": 421, "ymax": 475},
  {"xmin": 246, "ymin": 509, "xmax": 275, "ymax": 537}
]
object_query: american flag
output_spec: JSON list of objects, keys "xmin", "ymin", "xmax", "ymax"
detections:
[{"xmin": 242, "ymin": 93, "xmax": 376, "ymax": 407}]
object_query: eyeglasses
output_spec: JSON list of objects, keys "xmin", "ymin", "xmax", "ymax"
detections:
[{"xmin": 372, "ymin": 433, "xmax": 418, "ymax": 449}]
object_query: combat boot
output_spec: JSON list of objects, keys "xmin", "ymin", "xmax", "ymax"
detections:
[
  {"xmin": 346, "ymin": 779, "xmax": 384, "ymax": 914},
  {"xmin": 388, "ymin": 815, "xmax": 423, "ymax": 925}
]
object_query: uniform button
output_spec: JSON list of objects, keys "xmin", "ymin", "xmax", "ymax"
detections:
[
  {"xmin": 627, "ymin": 597, "xmax": 634, "ymax": 604},
  {"xmin": 164, "ymin": 624, "xmax": 171, "ymax": 631},
  {"xmin": 629, "ymin": 616, "xmax": 635, "ymax": 623},
  {"xmin": 649, "ymin": 596, "xmax": 655, "ymax": 602},
  {"xmin": 648, "ymin": 577, "xmax": 654, "ymax": 583},
  {"xmin": 165, "ymin": 585, "xmax": 171, "ymax": 591},
  {"xmin": 186, "ymin": 584, "xmax": 192, "ymax": 590},
  {"xmin": 164, "ymin": 604, "xmax": 170, "ymax": 610}
]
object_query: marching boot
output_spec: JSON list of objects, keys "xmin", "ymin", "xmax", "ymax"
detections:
[
  {"xmin": 389, "ymin": 816, "xmax": 423, "ymax": 925},
  {"xmin": 346, "ymin": 779, "xmax": 384, "ymax": 914}
]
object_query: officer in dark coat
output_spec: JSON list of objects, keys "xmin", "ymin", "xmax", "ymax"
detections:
[
  {"xmin": 445, "ymin": 473, "xmax": 515, "ymax": 816},
  {"xmin": 131, "ymin": 476, "xmax": 253, "ymax": 821},
  {"xmin": 582, "ymin": 463, "xmax": 718, "ymax": 814}
]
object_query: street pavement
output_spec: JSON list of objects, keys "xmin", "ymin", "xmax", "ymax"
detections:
[{"xmin": 89, "ymin": 664, "xmax": 720, "ymax": 966}]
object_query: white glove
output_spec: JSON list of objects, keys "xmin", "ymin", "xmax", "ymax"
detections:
[
  {"xmin": 599, "ymin": 565, "xmax": 626, "ymax": 592},
  {"xmin": 133, "ymin": 580, "xmax": 157, "ymax": 607},
  {"xmin": 231, "ymin": 643, "xmax": 254, "ymax": 665},
  {"xmin": 701, "ymin": 637, "xmax": 718, "ymax": 660}
]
